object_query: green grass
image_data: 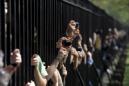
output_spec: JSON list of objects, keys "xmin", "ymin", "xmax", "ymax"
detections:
[{"xmin": 123, "ymin": 46, "xmax": 129, "ymax": 86}]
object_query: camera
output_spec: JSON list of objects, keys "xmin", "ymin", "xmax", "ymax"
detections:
[
  {"xmin": 62, "ymin": 40, "xmax": 72, "ymax": 47},
  {"xmin": 75, "ymin": 22, "xmax": 80, "ymax": 28}
]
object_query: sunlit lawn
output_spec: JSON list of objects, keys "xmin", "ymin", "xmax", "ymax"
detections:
[{"xmin": 123, "ymin": 45, "xmax": 129, "ymax": 86}]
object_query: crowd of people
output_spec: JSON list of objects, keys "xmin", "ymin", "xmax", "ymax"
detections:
[{"xmin": 0, "ymin": 20, "xmax": 124, "ymax": 86}]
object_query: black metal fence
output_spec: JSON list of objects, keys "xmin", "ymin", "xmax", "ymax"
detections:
[{"xmin": 0, "ymin": 0, "xmax": 121, "ymax": 86}]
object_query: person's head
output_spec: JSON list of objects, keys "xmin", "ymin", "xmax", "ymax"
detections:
[
  {"xmin": 0, "ymin": 50, "xmax": 4, "ymax": 67},
  {"xmin": 95, "ymin": 29, "xmax": 102, "ymax": 36},
  {"xmin": 67, "ymin": 20, "xmax": 76, "ymax": 30},
  {"xmin": 66, "ymin": 20, "xmax": 76, "ymax": 37},
  {"xmin": 108, "ymin": 28, "xmax": 112, "ymax": 34},
  {"xmin": 112, "ymin": 27, "xmax": 118, "ymax": 34},
  {"xmin": 89, "ymin": 37, "xmax": 93, "ymax": 45},
  {"xmin": 87, "ymin": 37, "xmax": 95, "ymax": 52}
]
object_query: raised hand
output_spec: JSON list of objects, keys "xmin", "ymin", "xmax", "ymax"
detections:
[
  {"xmin": 31, "ymin": 54, "xmax": 40, "ymax": 66},
  {"xmin": 10, "ymin": 49, "xmax": 22, "ymax": 66}
]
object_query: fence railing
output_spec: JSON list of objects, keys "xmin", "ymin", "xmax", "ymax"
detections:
[{"xmin": 0, "ymin": 0, "xmax": 120, "ymax": 86}]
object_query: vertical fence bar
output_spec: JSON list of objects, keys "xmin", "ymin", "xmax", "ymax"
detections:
[
  {"xmin": 13, "ymin": 0, "xmax": 17, "ymax": 85},
  {"xmin": 27, "ymin": 0, "xmax": 30, "ymax": 81},
  {"xmin": 37, "ymin": 0, "xmax": 40, "ymax": 54},
  {"xmin": 18, "ymin": 0, "xmax": 21, "ymax": 85},
  {"xmin": 1, "ymin": 0, "xmax": 7, "ymax": 66},
  {"xmin": 21, "ymin": 0, "xmax": 27, "ymax": 84},
  {"xmin": 0, "ymin": 0, "xmax": 4, "ymax": 52},
  {"xmin": 22, "ymin": 0, "xmax": 26, "ymax": 85},
  {"xmin": 7, "ymin": 0, "xmax": 12, "ymax": 86},
  {"xmin": 0, "ymin": 0, "xmax": 1, "ymax": 48}
]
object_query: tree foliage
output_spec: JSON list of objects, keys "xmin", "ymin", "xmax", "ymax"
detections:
[{"xmin": 91, "ymin": 0, "xmax": 129, "ymax": 26}]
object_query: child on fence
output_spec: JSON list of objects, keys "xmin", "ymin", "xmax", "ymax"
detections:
[{"xmin": 66, "ymin": 20, "xmax": 86, "ymax": 69}]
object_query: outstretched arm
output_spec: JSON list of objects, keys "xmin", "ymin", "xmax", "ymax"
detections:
[
  {"xmin": 31, "ymin": 54, "xmax": 47, "ymax": 86},
  {"xmin": 34, "ymin": 66, "xmax": 47, "ymax": 86}
]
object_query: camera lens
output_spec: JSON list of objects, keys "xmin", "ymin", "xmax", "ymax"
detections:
[{"xmin": 76, "ymin": 22, "xmax": 79, "ymax": 28}]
